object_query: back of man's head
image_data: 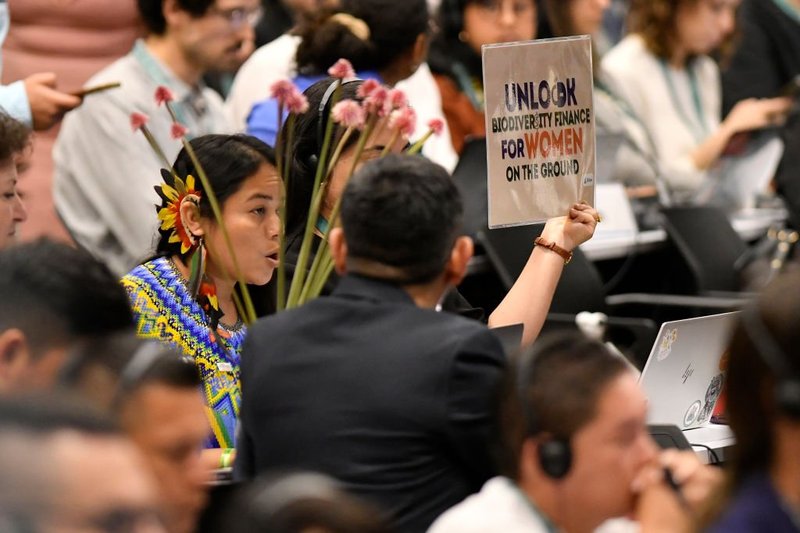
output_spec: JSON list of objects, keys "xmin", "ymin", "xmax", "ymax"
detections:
[
  {"xmin": 0, "ymin": 240, "xmax": 133, "ymax": 354},
  {"xmin": 340, "ymin": 154, "xmax": 464, "ymax": 284},
  {"xmin": 496, "ymin": 332, "xmax": 629, "ymax": 480},
  {"xmin": 137, "ymin": 0, "xmax": 215, "ymax": 35},
  {"xmin": 0, "ymin": 240, "xmax": 133, "ymax": 392}
]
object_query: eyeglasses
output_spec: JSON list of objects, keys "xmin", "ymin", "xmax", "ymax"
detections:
[{"xmin": 210, "ymin": 5, "xmax": 264, "ymax": 30}]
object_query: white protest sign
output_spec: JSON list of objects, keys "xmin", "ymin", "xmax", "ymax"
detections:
[{"xmin": 483, "ymin": 36, "xmax": 595, "ymax": 228}]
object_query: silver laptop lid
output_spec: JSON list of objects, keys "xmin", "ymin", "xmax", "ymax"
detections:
[{"xmin": 639, "ymin": 312, "xmax": 738, "ymax": 429}]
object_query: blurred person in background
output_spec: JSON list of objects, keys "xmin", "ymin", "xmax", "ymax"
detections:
[
  {"xmin": 0, "ymin": 111, "xmax": 30, "ymax": 250},
  {"xmin": 2, "ymin": 0, "xmax": 139, "ymax": 242},
  {"xmin": 603, "ymin": 0, "xmax": 793, "ymax": 203}
]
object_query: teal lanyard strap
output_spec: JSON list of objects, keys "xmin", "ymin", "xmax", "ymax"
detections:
[
  {"xmin": 512, "ymin": 485, "xmax": 561, "ymax": 533},
  {"xmin": 772, "ymin": 0, "xmax": 800, "ymax": 24},
  {"xmin": 131, "ymin": 41, "xmax": 192, "ymax": 130},
  {"xmin": 659, "ymin": 60, "xmax": 708, "ymax": 143},
  {"xmin": 452, "ymin": 62, "xmax": 483, "ymax": 112}
]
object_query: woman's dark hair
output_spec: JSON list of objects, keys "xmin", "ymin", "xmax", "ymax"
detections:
[
  {"xmin": 628, "ymin": 0, "xmax": 739, "ymax": 62},
  {"xmin": 284, "ymin": 78, "xmax": 364, "ymax": 238},
  {"xmin": 494, "ymin": 332, "xmax": 629, "ymax": 480},
  {"xmin": 430, "ymin": 0, "xmax": 538, "ymax": 80},
  {"xmin": 154, "ymin": 134, "xmax": 278, "ymax": 317},
  {"xmin": 137, "ymin": 0, "xmax": 215, "ymax": 35},
  {"xmin": 0, "ymin": 111, "xmax": 30, "ymax": 165},
  {"xmin": 294, "ymin": 0, "xmax": 428, "ymax": 76},
  {"xmin": 537, "ymin": 0, "xmax": 572, "ymax": 39},
  {"xmin": 155, "ymin": 134, "xmax": 276, "ymax": 255},
  {"xmin": 699, "ymin": 272, "xmax": 800, "ymax": 525}
]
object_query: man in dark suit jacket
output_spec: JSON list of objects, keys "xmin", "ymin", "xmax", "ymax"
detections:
[{"xmin": 235, "ymin": 154, "xmax": 507, "ymax": 532}]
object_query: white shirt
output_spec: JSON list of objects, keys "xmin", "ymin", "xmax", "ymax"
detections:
[
  {"xmin": 224, "ymin": 34, "xmax": 458, "ymax": 172},
  {"xmin": 427, "ymin": 477, "xmax": 555, "ymax": 533},
  {"xmin": 602, "ymin": 34, "xmax": 721, "ymax": 201},
  {"xmin": 53, "ymin": 40, "xmax": 231, "ymax": 276}
]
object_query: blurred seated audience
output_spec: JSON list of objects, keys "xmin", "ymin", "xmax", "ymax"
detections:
[
  {"xmin": 2, "ymin": 0, "xmax": 140, "ymax": 242},
  {"xmin": 227, "ymin": 472, "xmax": 391, "ymax": 533},
  {"xmin": 0, "ymin": 394, "xmax": 164, "ymax": 532},
  {"xmin": 538, "ymin": 0, "xmax": 660, "ymax": 190},
  {"xmin": 122, "ymin": 135, "xmax": 280, "ymax": 454},
  {"xmin": 603, "ymin": 0, "xmax": 793, "ymax": 203},
  {"xmin": 54, "ymin": 0, "xmax": 261, "ymax": 276},
  {"xmin": 722, "ymin": 0, "xmax": 800, "ymax": 227},
  {"xmin": 428, "ymin": 0, "xmax": 537, "ymax": 154},
  {"xmin": 236, "ymin": 154, "xmax": 508, "ymax": 532},
  {"xmin": 0, "ymin": 111, "xmax": 30, "ymax": 250},
  {"xmin": 59, "ymin": 334, "xmax": 217, "ymax": 533},
  {"xmin": 703, "ymin": 271, "xmax": 800, "ymax": 531},
  {"xmin": 0, "ymin": 239, "xmax": 133, "ymax": 394},
  {"xmin": 0, "ymin": 1, "xmax": 81, "ymax": 132},
  {"xmin": 429, "ymin": 332, "xmax": 719, "ymax": 533}
]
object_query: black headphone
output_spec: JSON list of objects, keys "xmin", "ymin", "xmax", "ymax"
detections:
[
  {"xmin": 740, "ymin": 305, "xmax": 800, "ymax": 419},
  {"xmin": 307, "ymin": 78, "xmax": 364, "ymax": 171},
  {"xmin": 516, "ymin": 345, "xmax": 572, "ymax": 480}
]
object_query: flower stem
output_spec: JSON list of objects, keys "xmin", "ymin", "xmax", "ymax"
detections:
[{"xmin": 287, "ymin": 81, "xmax": 342, "ymax": 308}]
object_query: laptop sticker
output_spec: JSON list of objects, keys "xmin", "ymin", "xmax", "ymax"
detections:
[
  {"xmin": 684, "ymin": 401, "xmax": 701, "ymax": 428},
  {"xmin": 658, "ymin": 328, "xmax": 678, "ymax": 361},
  {"xmin": 698, "ymin": 373, "xmax": 724, "ymax": 425}
]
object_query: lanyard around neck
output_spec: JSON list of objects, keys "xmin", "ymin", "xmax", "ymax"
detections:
[
  {"xmin": 772, "ymin": 0, "xmax": 800, "ymax": 23},
  {"xmin": 659, "ymin": 60, "xmax": 708, "ymax": 143},
  {"xmin": 512, "ymin": 484, "xmax": 561, "ymax": 533},
  {"xmin": 131, "ymin": 41, "xmax": 193, "ymax": 130}
]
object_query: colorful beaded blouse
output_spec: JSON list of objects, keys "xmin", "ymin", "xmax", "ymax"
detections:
[{"xmin": 122, "ymin": 256, "xmax": 246, "ymax": 449}]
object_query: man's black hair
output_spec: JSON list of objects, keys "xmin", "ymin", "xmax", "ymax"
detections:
[
  {"xmin": 340, "ymin": 154, "xmax": 464, "ymax": 284},
  {"xmin": 0, "ymin": 239, "xmax": 134, "ymax": 357},
  {"xmin": 137, "ymin": 0, "xmax": 216, "ymax": 35}
]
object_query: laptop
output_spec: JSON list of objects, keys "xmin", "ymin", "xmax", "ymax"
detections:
[
  {"xmin": 639, "ymin": 312, "xmax": 738, "ymax": 429},
  {"xmin": 695, "ymin": 131, "xmax": 784, "ymax": 211},
  {"xmin": 490, "ymin": 323, "xmax": 524, "ymax": 358}
]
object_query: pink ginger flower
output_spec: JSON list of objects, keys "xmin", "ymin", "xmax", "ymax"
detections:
[
  {"xmin": 171, "ymin": 123, "xmax": 189, "ymax": 139},
  {"xmin": 356, "ymin": 79, "xmax": 381, "ymax": 99},
  {"xmin": 154, "ymin": 86, "xmax": 174, "ymax": 106},
  {"xmin": 331, "ymin": 100, "xmax": 366, "ymax": 129},
  {"xmin": 385, "ymin": 89, "xmax": 408, "ymax": 113},
  {"xmin": 328, "ymin": 59, "xmax": 356, "ymax": 80},
  {"xmin": 427, "ymin": 118, "xmax": 444, "ymax": 136},
  {"xmin": 130, "ymin": 112, "xmax": 149, "ymax": 132},
  {"xmin": 389, "ymin": 106, "xmax": 417, "ymax": 137},
  {"xmin": 363, "ymin": 86, "xmax": 389, "ymax": 116},
  {"xmin": 269, "ymin": 79, "xmax": 296, "ymax": 102},
  {"xmin": 285, "ymin": 90, "xmax": 309, "ymax": 114}
]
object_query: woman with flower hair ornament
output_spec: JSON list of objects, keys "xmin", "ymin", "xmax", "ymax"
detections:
[
  {"xmin": 283, "ymin": 77, "xmax": 600, "ymax": 346},
  {"xmin": 122, "ymin": 133, "xmax": 281, "ymax": 464}
]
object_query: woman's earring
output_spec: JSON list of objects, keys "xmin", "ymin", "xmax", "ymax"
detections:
[
  {"xmin": 187, "ymin": 236, "xmax": 207, "ymax": 298},
  {"xmin": 458, "ymin": 30, "xmax": 469, "ymax": 42}
]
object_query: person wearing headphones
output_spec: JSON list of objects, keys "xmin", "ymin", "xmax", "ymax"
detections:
[
  {"xmin": 703, "ymin": 271, "xmax": 800, "ymax": 532},
  {"xmin": 429, "ymin": 332, "xmax": 719, "ymax": 533}
]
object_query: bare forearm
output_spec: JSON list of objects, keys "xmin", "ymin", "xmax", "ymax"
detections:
[
  {"xmin": 690, "ymin": 123, "xmax": 734, "ymax": 171},
  {"xmin": 488, "ymin": 246, "xmax": 565, "ymax": 346}
]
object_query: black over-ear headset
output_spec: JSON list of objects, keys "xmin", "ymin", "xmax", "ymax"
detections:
[
  {"xmin": 307, "ymin": 78, "xmax": 364, "ymax": 170},
  {"xmin": 516, "ymin": 344, "xmax": 572, "ymax": 480},
  {"xmin": 740, "ymin": 305, "xmax": 800, "ymax": 419}
]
